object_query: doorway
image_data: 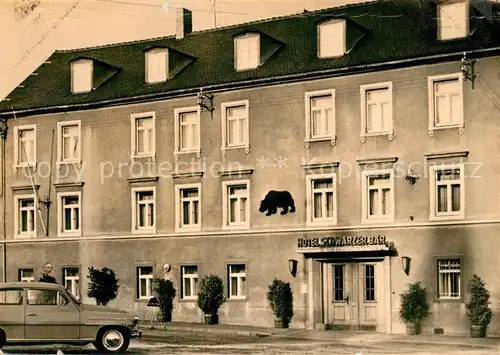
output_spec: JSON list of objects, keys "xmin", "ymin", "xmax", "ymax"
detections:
[{"xmin": 322, "ymin": 261, "xmax": 385, "ymax": 331}]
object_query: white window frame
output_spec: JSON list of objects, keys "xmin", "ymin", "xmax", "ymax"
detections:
[
  {"xmin": 234, "ymin": 33, "xmax": 260, "ymax": 71},
  {"xmin": 62, "ymin": 267, "xmax": 80, "ymax": 299},
  {"xmin": 71, "ymin": 59, "xmax": 93, "ymax": 94},
  {"xmin": 174, "ymin": 106, "xmax": 201, "ymax": 158},
  {"xmin": 304, "ymin": 89, "xmax": 336, "ymax": 146},
  {"xmin": 437, "ymin": 259, "xmax": 461, "ymax": 300},
  {"xmin": 57, "ymin": 191, "xmax": 82, "ymax": 237},
  {"xmin": 19, "ymin": 268, "xmax": 35, "ymax": 282},
  {"xmin": 130, "ymin": 112, "xmax": 156, "ymax": 160},
  {"xmin": 181, "ymin": 265, "xmax": 198, "ymax": 300},
  {"xmin": 175, "ymin": 183, "xmax": 202, "ymax": 232},
  {"xmin": 14, "ymin": 194, "xmax": 36, "ymax": 239},
  {"xmin": 361, "ymin": 169, "xmax": 395, "ymax": 224},
  {"xmin": 228, "ymin": 264, "xmax": 246, "ymax": 300},
  {"xmin": 305, "ymin": 173, "xmax": 337, "ymax": 226},
  {"xmin": 13, "ymin": 124, "xmax": 37, "ymax": 168},
  {"xmin": 360, "ymin": 82, "xmax": 394, "ymax": 140},
  {"xmin": 222, "ymin": 180, "xmax": 250, "ymax": 230},
  {"xmin": 437, "ymin": 0, "xmax": 469, "ymax": 41},
  {"xmin": 317, "ymin": 19, "xmax": 346, "ymax": 58},
  {"xmin": 429, "ymin": 163, "xmax": 465, "ymax": 221},
  {"xmin": 56, "ymin": 120, "xmax": 82, "ymax": 166},
  {"xmin": 428, "ymin": 74, "xmax": 464, "ymax": 135},
  {"xmin": 221, "ymin": 100, "xmax": 250, "ymax": 153},
  {"xmin": 137, "ymin": 266, "xmax": 154, "ymax": 300},
  {"xmin": 131, "ymin": 187, "xmax": 157, "ymax": 234},
  {"xmin": 145, "ymin": 48, "xmax": 169, "ymax": 84}
]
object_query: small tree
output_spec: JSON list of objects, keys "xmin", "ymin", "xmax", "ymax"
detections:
[
  {"xmin": 267, "ymin": 278, "xmax": 294, "ymax": 327},
  {"xmin": 466, "ymin": 274, "xmax": 493, "ymax": 330},
  {"xmin": 197, "ymin": 274, "xmax": 225, "ymax": 324},
  {"xmin": 153, "ymin": 278, "xmax": 176, "ymax": 322},
  {"xmin": 39, "ymin": 273, "xmax": 58, "ymax": 284},
  {"xmin": 87, "ymin": 267, "xmax": 119, "ymax": 306},
  {"xmin": 399, "ymin": 282, "xmax": 430, "ymax": 332}
]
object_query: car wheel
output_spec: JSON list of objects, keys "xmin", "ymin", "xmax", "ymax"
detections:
[{"xmin": 96, "ymin": 328, "xmax": 130, "ymax": 353}]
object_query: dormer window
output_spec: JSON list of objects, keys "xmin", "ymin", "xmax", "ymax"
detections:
[
  {"xmin": 71, "ymin": 59, "xmax": 93, "ymax": 94},
  {"xmin": 438, "ymin": 0, "xmax": 468, "ymax": 40},
  {"xmin": 234, "ymin": 33, "xmax": 260, "ymax": 71},
  {"xmin": 145, "ymin": 48, "xmax": 169, "ymax": 84},
  {"xmin": 318, "ymin": 19, "xmax": 346, "ymax": 58}
]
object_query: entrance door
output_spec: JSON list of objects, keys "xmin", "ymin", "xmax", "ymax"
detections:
[{"xmin": 324, "ymin": 262, "xmax": 383, "ymax": 331}]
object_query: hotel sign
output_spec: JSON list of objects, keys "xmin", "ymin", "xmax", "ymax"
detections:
[{"xmin": 297, "ymin": 235, "xmax": 387, "ymax": 248}]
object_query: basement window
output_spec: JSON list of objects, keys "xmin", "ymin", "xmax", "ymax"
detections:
[{"xmin": 71, "ymin": 59, "xmax": 93, "ymax": 94}]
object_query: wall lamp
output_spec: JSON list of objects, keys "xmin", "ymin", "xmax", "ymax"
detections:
[
  {"xmin": 288, "ymin": 259, "xmax": 298, "ymax": 278},
  {"xmin": 197, "ymin": 88, "xmax": 215, "ymax": 119},
  {"xmin": 404, "ymin": 168, "xmax": 419, "ymax": 185},
  {"xmin": 401, "ymin": 256, "xmax": 411, "ymax": 276},
  {"xmin": 461, "ymin": 52, "xmax": 477, "ymax": 89}
]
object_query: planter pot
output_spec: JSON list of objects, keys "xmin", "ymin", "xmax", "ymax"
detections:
[
  {"xmin": 274, "ymin": 318, "xmax": 290, "ymax": 329},
  {"xmin": 204, "ymin": 313, "xmax": 219, "ymax": 325},
  {"xmin": 405, "ymin": 322, "xmax": 420, "ymax": 335},
  {"xmin": 470, "ymin": 325, "xmax": 486, "ymax": 338}
]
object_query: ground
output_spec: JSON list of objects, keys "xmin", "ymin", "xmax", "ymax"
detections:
[{"xmin": 1, "ymin": 331, "xmax": 498, "ymax": 355}]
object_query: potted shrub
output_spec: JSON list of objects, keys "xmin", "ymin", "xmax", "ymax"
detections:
[
  {"xmin": 153, "ymin": 278, "xmax": 176, "ymax": 322},
  {"xmin": 267, "ymin": 278, "xmax": 293, "ymax": 328},
  {"xmin": 197, "ymin": 274, "xmax": 225, "ymax": 325},
  {"xmin": 399, "ymin": 282, "xmax": 430, "ymax": 335},
  {"xmin": 466, "ymin": 274, "xmax": 493, "ymax": 338}
]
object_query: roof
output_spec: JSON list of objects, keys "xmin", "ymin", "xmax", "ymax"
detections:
[
  {"xmin": 0, "ymin": 282, "xmax": 66, "ymax": 290},
  {"xmin": 2, "ymin": 0, "xmax": 500, "ymax": 115}
]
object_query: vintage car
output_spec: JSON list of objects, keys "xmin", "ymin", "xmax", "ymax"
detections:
[{"xmin": 0, "ymin": 281, "xmax": 142, "ymax": 353}]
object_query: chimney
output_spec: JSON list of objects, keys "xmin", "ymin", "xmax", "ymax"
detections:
[{"xmin": 176, "ymin": 8, "xmax": 192, "ymax": 40}]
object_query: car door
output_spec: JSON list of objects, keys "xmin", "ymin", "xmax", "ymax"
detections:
[
  {"xmin": 25, "ymin": 288, "xmax": 80, "ymax": 341},
  {"xmin": 0, "ymin": 288, "xmax": 25, "ymax": 340}
]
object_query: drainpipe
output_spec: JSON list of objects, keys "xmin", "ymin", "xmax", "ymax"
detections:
[{"xmin": 0, "ymin": 120, "xmax": 7, "ymax": 283}]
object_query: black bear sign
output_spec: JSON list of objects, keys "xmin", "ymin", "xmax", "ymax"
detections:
[{"xmin": 259, "ymin": 190, "xmax": 296, "ymax": 216}]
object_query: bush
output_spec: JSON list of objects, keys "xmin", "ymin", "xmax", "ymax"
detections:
[
  {"xmin": 267, "ymin": 278, "xmax": 294, "ymax": 321},
  {"xmin": 38, "ymin": 273, "xmax": 58, "ymax": 284},
  {"xmin": 197, "ymin": 274, "xmax": 225, "ymax": 315},
  {"xmin": 87, "ymin": 267, "xmax": 119, "ymax": 306},
  {"xmin": 153, "ymin": 278, "xmax": 176, "ymax": 322},
  {"xmin": 399, "ymin": 282, "xmax": 430, "ymax": 324},
  {"xmin": 466, "ymin": 274, "xmax": 493, "ymax": 328}
]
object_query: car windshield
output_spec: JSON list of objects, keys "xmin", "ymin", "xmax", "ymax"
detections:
[{"xmin": 66, "ymin": 290, "xmax": 81, "ymax": 305}]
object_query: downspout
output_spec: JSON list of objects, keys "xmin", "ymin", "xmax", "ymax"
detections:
[{"xmin": 0, "ymin": 120, "xmax": 7, "ymax": 283}]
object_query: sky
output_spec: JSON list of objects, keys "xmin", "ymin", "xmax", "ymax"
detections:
[{"xmin": 0, "ymin": 0, "xmax": 373, "ymax": 100}]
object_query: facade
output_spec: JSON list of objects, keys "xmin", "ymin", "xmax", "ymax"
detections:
[{"xmin": 1, "ymin": 0, "xmax": 500, "ymax": 336}]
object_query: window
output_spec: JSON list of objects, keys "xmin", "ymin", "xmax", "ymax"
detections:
[
  {"xmin": 174, "ymin": 107, "xmax": 200, "ymax": 156},
  {"xmin": 62, "ymin": 267, "xmax": 80, "ymax": 299},
  {"xmin": 57, "ymin": 121, "xmax": 81, "ymax": 164},
  {"xmin": 428, "ymin": 74, "xmax": 464, "ymax": 133},
  {"xmin": 222, "ymin": 180, "xmax": 250, "ymax": 229},
  {"xmin": 304, "ymin": 90, "xmax": 336, "ymax": 143},
  {"xmin": 221, "ymin": 101, "xmax": 249, "ymax": 152},
  {"xmin": 360, "ymin": 82, "xmax": 393, "ymax": 139},
  {"xmin": 429, "ymin": 164, "xmax": 465, "ymax": 220},
  {"xmin": 361, "ymin": 170, "xmax": 395, "ymax": 223},
  {"xmin": 181, "ymin": 265, "xmax": 198, "ymax": 300},
  {"xmin": 234, "ymin": 33, "xmax": 260, "ymax": 71},
  {"xmin": 175, "ymin": 184, "xmax": 201, "ymax": 231},
  {"xmin": 137, "ymin": 266, "xmax": 153, "ymax": 300},
  {"xmin": 438, "ymin": 1, "xmax": 468, "ymax": 40},
  {"xmin": 332, "ymin": 264, "xmax": 344, "ymax": 302},
  {"xmin": 364, "ymin": 264, "xmax": 376, "ymax": 302},
  {"xmin": 14, "ymin": 195, "xmax": 36, "ymax": 238},
  {"xmin": 306, "ymin": 174, "xmax": 337, "ymax": 226},
  {"xmin": 228, "ymin": 264, "xmax": 246, "ymax": 299},
  {"xmin": 438, "ymin": 259, "xmax": 461, "ymax": 299},
  {"xmin": 0, "ymin": 289, "xmax": 23, "ymax": 305},
  {"xmin": 18, "ymin": 268, "xmax": 35, "ymax": 282},
  {"xmin": 27, "ymin": 289, "xmax": 69, "ymax": 306},
  {"xmin": 14, "ymin": 125, "xmax": 36, "ymax": 167},
  {"xmin": 131, "ymin": 112, "xmax": 156, "ymax": 159},
  {"xmin": 58, "ymin": 192, "xmax": 81, "ymax": 237},
  {"xmin": 71, "ymin": 59, "xmax": 93, "ymax": 94},
  {"xmin": 317, "ymin": 19, "xmax": 346, "ymax": 58},
  {"xmin": 145, "ymin": 49, "xmax": 168, "ymax": 83},
  {"xmin": 131, "ymin": 188, "xmax": 156, "ymax": 233}
]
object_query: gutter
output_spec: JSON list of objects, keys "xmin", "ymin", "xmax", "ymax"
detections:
[{"xmin": 2, "ymin": 47, "xmax": 500, "ymax": 118}]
